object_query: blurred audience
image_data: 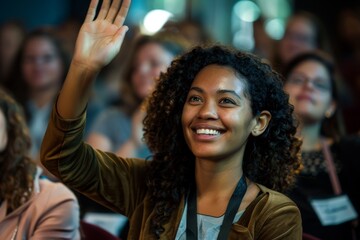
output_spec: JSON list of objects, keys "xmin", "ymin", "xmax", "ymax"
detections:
[
  {"xmin": 333, "ymin": 6, "xmax": 360, "ymax": 134},
  {"xmin": 0, "ymin": 87, "xmax": 80, "ymax": 239},
  {"xmin": 271, "ymin": 11, "xmax": 332, "ymax": 75},
  {"xmin": 1, "ymin": 2, "xmax": 360, "ymax": 239},
  {"xmin": 283, "ymin": 51, "xmax": 359, "ymax": 240},
  {"xmin": 252, "ymin": 18, "xmax": 276, "ymax": 62},
  {"xmin": 162, "ymin": 19, "xmax": 214, "ymax": 47},
  {"xmin": 55, "ymin": 18, "xmax": 82, "ymax": 59},
  {"xmin": 0, "ymin": 21, "xmax": 26, "ymax": 82}
]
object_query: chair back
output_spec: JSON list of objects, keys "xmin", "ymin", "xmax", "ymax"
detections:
[
  {"xmin": 303, "ymin": 232, "xmax": 322, "ymax": 240},
  {"xmin": 80, "ymin": 220, "xmax": 121, "ymax": 240}
]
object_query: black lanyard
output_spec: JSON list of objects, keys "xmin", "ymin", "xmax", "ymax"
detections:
[{"xmin": 186, "ymin": 175, "xmax": 247, "ymax": 240}]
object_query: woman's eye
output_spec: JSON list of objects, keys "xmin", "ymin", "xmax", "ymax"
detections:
[
  {"xmin": 288, "ymin": 77, "xmax": 305, "ymax": 85},
  {"xmin": 188, "ymin": 96, "xmax": 202, "ymax": 103},
  {"xmin": 150, "ymin": 60, "xmax": 163, "ymax": 69},
  {"xmin": 220, "ymin": 98, "xmax": 236, "ymax": 104},
  {"xmin": 313, "ymin": 81, "xmax": 331, "ymax": 91},
  {"xmin": 150, "ymin": 62, "xmax": 158, "ymax": 68}
]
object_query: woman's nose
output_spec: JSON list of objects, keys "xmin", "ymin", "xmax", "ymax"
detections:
[
  {"xmin": 302, "ymin": 79, "xmax": 316, "ymax": 90},
  {"xmin": 137, "ymin": 63, "xmax": 151, "ymax": 75},
  {"xmin": 197, "ymin": 101, "xmax": 218, "ymax": 119}
]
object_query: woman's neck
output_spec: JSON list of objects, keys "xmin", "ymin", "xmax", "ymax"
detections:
[
  {"xmin": 194, "ymin": 158, "xmax": 243, "ymax": 216},
  {"xmin": 298, "ymin": 122, "xmax": 322, "ymax": 151},
  {"xmin": 196, "ymin": 162, "xmax": 242, "ymax": 195}
]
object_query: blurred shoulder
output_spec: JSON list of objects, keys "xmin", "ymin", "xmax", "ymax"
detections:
[{"xmin": 39, "ymin": 178, "xmax": 77, "ymax": 201}]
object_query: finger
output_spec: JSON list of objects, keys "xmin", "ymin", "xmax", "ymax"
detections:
[
  {"xmin": 114, "ymin": 0, "xmax": 131, "ymax": 27},
  {"xmin": 97, "ymin": 0, "xmax": 111, "ymax": 20},
  {"xmin": 84, "ymin": 0, "xmax": 99, "ymax": 23},
  {"xmin": 105, "ymin": 0, "xmax": 121, "ymax": 23}
]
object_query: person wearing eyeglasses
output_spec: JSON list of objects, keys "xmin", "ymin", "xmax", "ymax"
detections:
[{"xmin": 283, "ymin": 51, "xmax": 360, "ymax": 240}]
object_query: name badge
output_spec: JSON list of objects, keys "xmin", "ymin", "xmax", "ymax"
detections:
[{"xmin": 310, "ymin": 194, "xmax": 358, "ymax": 226}]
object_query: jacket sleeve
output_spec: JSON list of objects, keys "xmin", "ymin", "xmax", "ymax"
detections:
[
  {"xmin": 30, "ymin": 180, "xmax": 80, "ymax": 240},
  {"xmin": 40, "ymin": 103, "xmax": 148, "ymax": 216},
  {"xmin": 256, "ymin": 194, "xmax": 302, "ymax": 240},
  {"xmin": 230, "ymin": 186, "xmax": 302, "ymax": 240}
]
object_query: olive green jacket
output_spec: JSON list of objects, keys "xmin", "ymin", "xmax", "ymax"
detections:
[{"xmin": 40, "ymin": 105, "xmax": 302, "ymax": 240}]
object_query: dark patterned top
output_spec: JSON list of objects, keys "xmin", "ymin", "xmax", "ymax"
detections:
[
  {"xmin": 286, "ymin": 136, "xmax": 360, "ymax": 240},
  {"xmin": 300, "ymin": 150, "xmax": 341, "ymax": 176}
]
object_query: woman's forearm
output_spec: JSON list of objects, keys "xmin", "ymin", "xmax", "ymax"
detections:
[{"xmin": 57, "ymin": 60, "xmax": 99, "ymax": 119}]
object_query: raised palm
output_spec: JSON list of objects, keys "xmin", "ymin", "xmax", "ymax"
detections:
[{"xmin": 73, "ymin": 0, "xmax": 131, "ymax": 71}]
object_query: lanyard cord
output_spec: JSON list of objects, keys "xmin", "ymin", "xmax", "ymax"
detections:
[
  {"xmin": 320, "ymin": 138, "xmax": 342, "ymax": 195},
  {"xmin": 10, "ymin": 213, "xmax": 22, "ymax": 240},
  {"xmin": 186, "ymin": 175, "xmax": 247, "ymax": 240}
]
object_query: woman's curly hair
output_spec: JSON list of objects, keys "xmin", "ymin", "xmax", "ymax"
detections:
[
  {"xmin": 0, "ymin": 87, "xmax": 37, "ymax": 212},
  {"xmin": 143, "ymin": 45, "xmax": 302, "ymax": 238}
]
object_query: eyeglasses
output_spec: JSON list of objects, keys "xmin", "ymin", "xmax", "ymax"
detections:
[
  {"xmin": 287, "ymin": 75, "xmax": 332, "ymax": 91},
  {"xmin": 23, "ymin": 54, "xmax": 59, "ymax": 65}
]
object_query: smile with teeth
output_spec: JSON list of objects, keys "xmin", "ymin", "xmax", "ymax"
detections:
[{"xmin": 196, "ymin": 128, "xmax": 221, "ymax": 135}]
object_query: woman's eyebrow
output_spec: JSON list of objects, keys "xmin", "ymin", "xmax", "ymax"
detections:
[
  {"xmin": 189, "ymin": 86, "xmax": 203, "ymax": 93},
  {"xmin": 189, "ymin": 87, "xmax": 242, "ymax": 99},
  {"xmin": 217, "ymin": 89, "xmax": 241, "ymax": 99}
]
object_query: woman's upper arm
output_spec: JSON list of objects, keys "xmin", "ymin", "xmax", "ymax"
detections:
[{"xmin": 41, "ymin": 104, "xmax": 147, "ymax": 215}]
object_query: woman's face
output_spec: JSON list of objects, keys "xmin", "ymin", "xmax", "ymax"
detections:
[
  {"xmin": 284, "ymin": 60, "xmax": 334, "ymax": 125},
  {"xmin": 21, "ymin": 37, "xmax": 63, "ymax": 91},
  {"xmin": 182, "ymin": 64, "xmax": 258, "ymax": 162},
  {"xmin": 131, "ymin": 42, "xmax": 174, "ymax": 99},
  {"xmin": 279, "ymin": 16, "xmax": 317, "ymax": 64},
  {"xmin": 0, "ymin": 109, "xmax": 8, "ymax": 152}
]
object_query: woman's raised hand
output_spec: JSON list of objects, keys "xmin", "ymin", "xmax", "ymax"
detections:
[
  {"xmin": 56, "ymin": 0, "xmax": 131, "ymax": 119},
  {"xmin": 73, "ymin": 0, "xmax": 131, "ymax": 72}
]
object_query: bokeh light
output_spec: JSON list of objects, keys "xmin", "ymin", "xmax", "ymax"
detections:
[
  {"xmin": 142, "ymin": 9, "xmax": 173, "ymax": 34},
  {"xmin": 233, "ymin": 0, "xmax": 261, "ymax": 22}
]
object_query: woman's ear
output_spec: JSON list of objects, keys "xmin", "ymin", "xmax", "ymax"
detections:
[{"xmin": 251, "ymin": 110, "xmax": 271, "ymax": 136}]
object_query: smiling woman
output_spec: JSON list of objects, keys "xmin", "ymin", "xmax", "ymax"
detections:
[
  {"xmin": 144, "ymin": 46, "xmax": 302, "ymax": 239},
  {"xmin": 181, "ymin": 64, "xmax": 259, "ymax": 163},
  {"xmin": 40, "ymin": 0, "xmax": 303, "ymax": 239},
  {"xmin": 283, "ymin": 51, "xmax": 360, "ymax": 240}
]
